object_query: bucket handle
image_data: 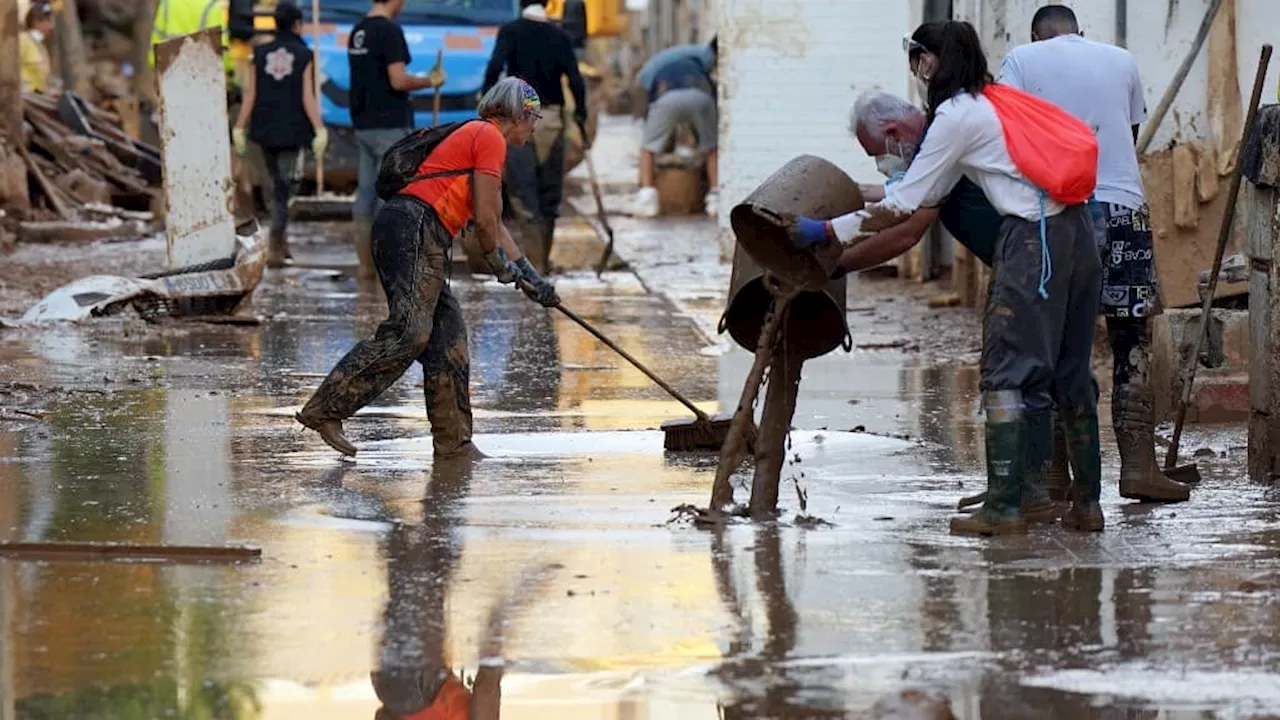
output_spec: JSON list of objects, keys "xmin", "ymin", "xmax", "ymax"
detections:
[
  {"xmin": 717, "ymin": 311, "xmax": 729, "ymax": 335},
  {"xmin": 841, "ymin": 328, "xmax": 853, "ymax": 352}
]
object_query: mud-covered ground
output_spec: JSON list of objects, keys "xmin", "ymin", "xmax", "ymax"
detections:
[{"xmin": 0, "ymin": 115, "xmax": 1266, "ymax": 719}]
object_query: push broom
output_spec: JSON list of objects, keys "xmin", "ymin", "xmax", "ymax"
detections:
[{"xmin": 519, "ymin": 280, "xmax": 739, "ymax": 451}]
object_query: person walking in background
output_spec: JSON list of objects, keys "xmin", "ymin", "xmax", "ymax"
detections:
[
  {"xmin": 483, "ymin": 0, "xmax": 587, "ymax": 274},
  {"xmin": 232, "ymin": 2, "xmax": 328, "ymax": 268},
  {"xmin": 631, "ymin": 37, "xmax": 718, "ymax": 219},
  {"xmin": 20, "ymin": 2, "xmax": 55, "ymax": 94},
  {"xmin": 348, "ymin": 0, "xmax": 446, "ymax": 280}
]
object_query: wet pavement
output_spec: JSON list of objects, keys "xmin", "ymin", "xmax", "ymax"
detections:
[{"xmin": 0, "ymin": 125, "xmax": 1276, "ymax": 718}]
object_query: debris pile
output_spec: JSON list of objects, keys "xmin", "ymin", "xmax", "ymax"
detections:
[{"xmin": 6, "ymin": 91, "xmax": 161, "ymax": 241}]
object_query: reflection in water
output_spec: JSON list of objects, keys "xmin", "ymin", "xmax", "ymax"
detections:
[
  {"xmin": 468, "ymin": 288, "xmax": 561, "ymax": 417},
  {"xmin": 713, "ymin": 527, "xmax": 846, "ymax": 719},
  {"xmin": 371, "ymin": 459, "xmax": 555, "ymax": 719}
]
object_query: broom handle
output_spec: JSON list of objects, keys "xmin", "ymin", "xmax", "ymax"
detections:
[
  {"xmin": 537, "ymin": 288, "xmax": 710, "ymax": 421},
  {"xmin": 1165, "ymin": 43, "xmax": 1272, "ymax": 470}
]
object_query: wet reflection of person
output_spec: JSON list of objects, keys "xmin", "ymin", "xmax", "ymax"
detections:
[
  {"xmin": 371, "ymin": 459, "xmax": 500, "ymax": 720},
  {"xmin": 713, "ymin": 526, "xmax": 845, "ymax": 719}
]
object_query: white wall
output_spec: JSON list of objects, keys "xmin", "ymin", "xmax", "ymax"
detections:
[
  {"xmin": 715, "ymin": 0, "xmax": 914, "ymax": 230},
  {"xmin": 971, "ymin": 0, "xmax": 1280, "ymax": 153}
]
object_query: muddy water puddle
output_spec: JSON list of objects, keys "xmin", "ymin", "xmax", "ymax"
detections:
[{"xmin": 0, "ymin": 236, "xmax": 1278, "ymax": 718}]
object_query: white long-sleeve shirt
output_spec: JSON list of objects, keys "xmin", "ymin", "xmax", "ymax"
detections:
[{"xmin": 830, "ymin": 91, "xmax": 1065, "ymax": 243}]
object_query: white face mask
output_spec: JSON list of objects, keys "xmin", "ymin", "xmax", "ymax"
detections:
[
  {"xmin": 913, "ymin": 74, "xmax": 930, "ymax": 101},
  {"xmin": 875, "ymin": 153, "xmax": 908, "ymax": 178}
]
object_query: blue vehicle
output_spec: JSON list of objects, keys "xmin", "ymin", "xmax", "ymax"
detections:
[{"xmin": 300, "ymin": 0, "xmax": 519, "ymax": 185}]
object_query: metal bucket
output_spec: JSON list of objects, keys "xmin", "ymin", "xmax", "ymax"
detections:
[
  {"xmin": 728, "ymin": 154, "xmax": 864, "ymax": 290},
  {"xmin": 719, "ymin": 155, "xmax": 864, "ymax": 360},
  {"xmin": 721, "ymin": 247, "xmax": 852, "ymax": 360}
]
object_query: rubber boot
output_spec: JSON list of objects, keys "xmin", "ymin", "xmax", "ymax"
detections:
[
  {"xmin": 1059, "ymin": 409, "xmax": 1106, "ymax": 532},
  {"xmin": 1020, "ymin": 409, "xmax": 1061, "ymax": 523},
  {"xmin": 425, "ymin": 337, "xmax": 485, "ymax": 460},
  {"xmin": 951, "ymin": 393, "xmax": 1028, "ymax": 536},
  {"xmin": 1114, "ymin": 384, "xmax": 1190, "ymax": 503},
  {"xmin": 266, "ymin": 232, "xmax": 289, "ymax": 269},
  {"xmin": 1046, "ymin": 410, "xmax": 1071, "ymax": 502},
  {"xmin": 353, "ymin": 217, "xmax": 376, "ymax": 282},
  {"xmin": 540, "ymin": 217, "xmax": 556, "ymax": 275},
  {"xmin": 295, "ymin": 410, "xmax": 357, "ymax": 457}
]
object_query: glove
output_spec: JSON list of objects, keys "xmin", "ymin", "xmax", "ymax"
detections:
[
  {"xmin": 790, "ymin": 216, "xmax": 832, "ymax": 251},
  {"xmin": 311, "ymin": 127, "xmax": 329, "ymax": 157},
  {"xmin": 232, "ymin": 127, "xmax": 247, "ymax": 157},
  {"xmin": 514, "ymin": 257, "xmax": 559, "ymax": 307},
  {"xmin": 483, "ymin": 246, "xmax": 518, "ymax": 284},
  {"xmin": 428, "ymin": 64, "xmax": 447, "ymax": 88}
]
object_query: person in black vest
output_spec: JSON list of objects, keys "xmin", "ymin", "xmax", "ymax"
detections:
[
  {"xmin": 482, "ymin": 0, "xmax": 586, "ymax": 274},
  {"xmin": 233, "ymin": 1, "xmax": 327, "ymax": 267}
]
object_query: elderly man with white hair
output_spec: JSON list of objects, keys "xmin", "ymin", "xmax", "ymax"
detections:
[
  {"xmin": 833, "ymin": 90, "xmax": 1003, "ymax": 275},
  {"xmin": 296, "ymin": 77, "xmax": 558, "ymax": 462}
]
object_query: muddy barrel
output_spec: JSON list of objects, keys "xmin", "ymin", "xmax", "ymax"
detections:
[
  {"xmin": 721, "ymin": 155, "xmax": 863, "ymax": 360},
  {"xmin": 730, "ymin": 154, "xmax": 862, "ymax": 290}
]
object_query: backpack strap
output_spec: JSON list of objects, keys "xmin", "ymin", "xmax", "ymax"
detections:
[{"xmin": 402, "ymin": 167, "xmax": 472, "ymax": 186}]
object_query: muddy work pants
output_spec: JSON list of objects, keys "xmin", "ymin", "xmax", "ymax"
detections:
[
  {"xmin": 262, "ymin": 146, "xmax": 301, "ymax": 242},
  {"xmin": 503, "ymin": 105, "xmax": 566, "ymax": 272},
  {"xmin": 980, "ymin": 205, "xmax": 1102, "ymax": 512},
  {"xmin": 298, "ymin": 195, "xmax": 473, "ymax": 456}
]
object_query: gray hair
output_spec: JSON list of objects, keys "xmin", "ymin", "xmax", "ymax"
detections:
[
  {"xmin": 477, "ymin": 77, "xmax": 541, "ymax": 122},
  {"xmin": 849, "ymin": 90, "xmax": 923, "ymax": 139}
]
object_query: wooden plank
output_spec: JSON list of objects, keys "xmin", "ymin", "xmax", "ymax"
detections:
[
  {"xmin": 0, "ymin": 541, "xmax": 261, "ymax": 564},
  {"xmin": 1250, "ymin": 178, "xmax": 1280, "ymax": 482}
]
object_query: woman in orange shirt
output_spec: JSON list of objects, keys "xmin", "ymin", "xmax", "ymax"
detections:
[{"xmin": 296, "ymin": 78, "xmax": 557, "ymax": 459}]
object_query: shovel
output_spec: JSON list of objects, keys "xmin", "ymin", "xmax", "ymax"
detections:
[{"xmin": 1164, "ymin": 43, "xmax": 1273, "ymax": 485}]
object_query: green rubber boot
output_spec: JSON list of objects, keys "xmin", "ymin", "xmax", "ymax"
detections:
[
  {"xmin": 1021, "ymin": 409, "xmax": 1062, "ymax": 523},
  {"xmin": 1059, "ymin": 409, "xmax": 1106, "ymax": 532},
  {"xmin": 951, "ymin": 391, "xmax": 1028, "ymax": 537}
]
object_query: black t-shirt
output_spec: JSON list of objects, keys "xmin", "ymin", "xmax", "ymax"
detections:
[
  {"xmin": 348, "ymin": 15, "xmax": 413, "ymax": 130},
  {"xmin": 482, "ymin": 18, "xmax": 584, "ymax": 110}
]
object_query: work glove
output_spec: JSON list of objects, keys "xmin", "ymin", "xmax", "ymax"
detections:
[
  {"xmin": 232, "ymin": 127, "xmax": 247, "ymax": 157},
  {"xmin": 514, "ymin": 256, "xmax": 559, "ymax": 307},
  {"xmin": 790, "ymin": 215, "xmax": 833, "ymax": 251},
  {"xmin": 482, "ymin": 246, "xmax": 518, "ymax": 284},
  {"xmin": 311, "ymin": 126, "xmax": 329, "ymax": 157},
  {"xmin": 428, "ymin": 64, "xmax": 447, "ymax": 88}
]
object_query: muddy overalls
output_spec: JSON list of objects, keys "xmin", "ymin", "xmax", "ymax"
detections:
[{"xmin": 296, "ymin": 192, "xmax": 473, "ymax": 457}]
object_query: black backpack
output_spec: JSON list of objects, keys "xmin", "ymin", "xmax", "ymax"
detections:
[{"xmin": 374, "ymin": 120, "xmax": 478, "ymax": 201}]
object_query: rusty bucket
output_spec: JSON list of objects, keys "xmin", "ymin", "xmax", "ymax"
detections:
[
  {"xmin": 728, "ymin": 154, "xmax": 864, "ymax": 290},
  {"xmin": 719, "ymin": 155, "xmax": 864, "ymax": 360}
]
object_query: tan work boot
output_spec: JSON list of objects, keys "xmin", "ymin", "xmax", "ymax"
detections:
[
  {"xmin": 353, "ymin": 217, "xmax": 376, "ymax": 281},
  {"xmin": 957, "ymin": 494, "xmax": 1058, "ymax": 524},
  {"xmin": 1113, "ymin": 385, "xmax": 1190, "ymax": 503},
  {"xmin": 950, "ymin": 514, "xmax": 1028, "ymax": 536},
  {"xmin": 1062, "ymin": 503, "xmax": 1105, "ymax": 532},
  {"xmin": 295, "ymin": 412, "xmax": 357, "ymax": 457}
]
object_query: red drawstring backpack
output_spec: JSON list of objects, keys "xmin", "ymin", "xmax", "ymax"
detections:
[{"xmin": 982, "ymin": 83, "xmax": 1099, "ymax": 205}]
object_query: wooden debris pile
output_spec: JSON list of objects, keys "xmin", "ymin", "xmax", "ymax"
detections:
[{"xmin": 8, "ymin": 91, "xmax": 161, "ymax": 242}]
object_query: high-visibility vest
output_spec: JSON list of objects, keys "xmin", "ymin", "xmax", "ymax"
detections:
[{"xmin": 149, "ymin": 0, "xmax": 234, "ymax": 73}]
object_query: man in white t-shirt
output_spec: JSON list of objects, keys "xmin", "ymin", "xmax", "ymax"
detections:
[{"xmin": 1000, "ymin": 4, "xmax": 1191, "ymax": 505}]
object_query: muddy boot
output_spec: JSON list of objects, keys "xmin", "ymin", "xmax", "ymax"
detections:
[
  {"xmin": 951, "ymin": 393, "xmax": 1028, "ymax": 536},
  {"xmin": 425, "ymin": 337, "xmax": 481, "ymax": 460},
  {"xmin": 1114, "ymin": 384, "xmax": 1190, "ymax": 503},
  {"xmin": 1046, "ymin": 411, "xmax": 1071, "ymax": 502},
  {"xmin": 540, "ymin": 217, "xmax": 556, "ymax": 275},
  {"xmin": 266, "ymin": 232, "xmax": 289, "ymax": 269},
  {"xmin": 1020, "ymin": 409, "xmax": 1061, "ymax": 523},
  {"xmin": 1059, "ymin": 409, "xmax": 1105, "ymax": 532},
  {"xmin": 295, "ymin": 411, "xmax": 357, "ymax": 457},
  {"xmin": 353, "ymin": 217, "xmax": 376, "ymax": 282}
]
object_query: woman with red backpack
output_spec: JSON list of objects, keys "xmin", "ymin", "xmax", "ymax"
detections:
[{"xmin": 792, "ymin": 20, "xmax": 1105, "ymax": 537}]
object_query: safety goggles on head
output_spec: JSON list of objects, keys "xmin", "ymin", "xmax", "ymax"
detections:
[{"xmin": 903, "ymin": 35, "xmax": 928, "ymax": 60}]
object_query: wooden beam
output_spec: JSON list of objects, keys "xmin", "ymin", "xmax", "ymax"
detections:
[{"xmin": 0, "ymin": 541, "xmax": 262, "ymax": 564}]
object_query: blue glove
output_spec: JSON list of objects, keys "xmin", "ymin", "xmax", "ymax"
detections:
[
  {"xmin": 791, "ymin": 216, "xmax": 832, "ymax": 251},
  {"xmin": 514, "ymin": 257, "xmax": 560, "ymax": 307},
  {"xmin": 483, "ymin": 246, "xmax": 518, "ymax": 284}
]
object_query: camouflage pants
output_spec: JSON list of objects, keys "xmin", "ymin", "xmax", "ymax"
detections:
[{"xmin": 299, "ymin": 195, "xmax": 473, "ymax": 456}]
